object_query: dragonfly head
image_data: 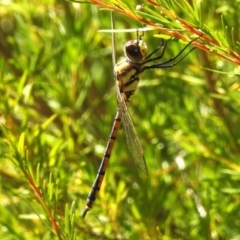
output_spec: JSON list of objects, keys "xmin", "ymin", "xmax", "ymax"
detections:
[{"xmin": 124, "ymin": 39, "xmax": 147, "ymax": 63}]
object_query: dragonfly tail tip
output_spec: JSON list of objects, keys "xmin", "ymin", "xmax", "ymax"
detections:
[{"xmin": 82, "ymin": 207, "xmax": 90, "ymax": 218}]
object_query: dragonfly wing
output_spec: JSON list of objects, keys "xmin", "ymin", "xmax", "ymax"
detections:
[{"xmin": 117, "ymin": 90, "xmax": 148, "ymax": 175}]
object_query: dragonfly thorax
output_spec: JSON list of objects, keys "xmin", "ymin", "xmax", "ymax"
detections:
[{"xmin": 124, "ymin": 40, "xmax": 147, "ymax": 64}]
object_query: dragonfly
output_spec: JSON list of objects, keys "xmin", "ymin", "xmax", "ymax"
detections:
[{"xmin": 82, "ymin": 21, "xmax": 201, "ymax": 218}]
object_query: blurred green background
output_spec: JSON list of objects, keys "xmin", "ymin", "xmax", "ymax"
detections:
[{"xmin": 1, "ymin": 0, "xmax": 240, "ymax": 239}]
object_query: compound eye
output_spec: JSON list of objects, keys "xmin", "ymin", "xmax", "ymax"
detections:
[{"xmin": 124, "ymin": 40, "xmax": 147, "ymax": 63}]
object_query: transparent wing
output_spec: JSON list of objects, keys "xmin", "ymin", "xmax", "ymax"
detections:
[
  {"xmin": 117, "ymin": 90, "xmax": 148, "ymax": 175},
  {"xmin": 98, "ymin": 27, "xmax": 153, "ymax": 33},
  {"xmin": 111, "ymin": 12, "xmax": 147, "ymax": 175}
]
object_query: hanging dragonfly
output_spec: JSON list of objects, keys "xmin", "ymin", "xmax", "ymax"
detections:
[{"xmin": 82, "ymin": 24, "xmax": 201, "ymax": 218}]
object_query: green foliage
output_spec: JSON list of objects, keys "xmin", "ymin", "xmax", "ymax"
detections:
[{"xmin": 1, "ymin": 0, "xmax": 240, "ymax": 239}]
